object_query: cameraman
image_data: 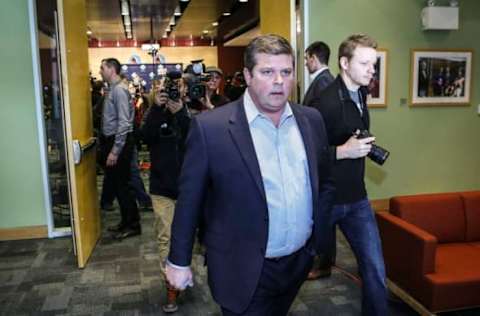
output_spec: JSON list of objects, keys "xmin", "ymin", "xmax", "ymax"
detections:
[
  {"xmin": 311, "ymin": 34, "xmax": 387, "ymax": 316},
  {"xmin": 141, "ymin": 76, "xmax": 191, "ymax": 313},
  {"xmin": 205, "ymin": 66, "xmax": 230, "ymax": 108}
]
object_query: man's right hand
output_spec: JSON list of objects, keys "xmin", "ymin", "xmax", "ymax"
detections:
[
  {"xmin": 165, "ymin": 262, "xmax": 194, "ymax": 291},
  {"xmin": 336, "ymin": 135, "xmax": 375, "ymax": 160}
]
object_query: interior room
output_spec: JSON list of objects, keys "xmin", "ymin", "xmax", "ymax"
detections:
[{"xmin": 0, "ymin": 0, "xmax": 479, "ymax": 315}]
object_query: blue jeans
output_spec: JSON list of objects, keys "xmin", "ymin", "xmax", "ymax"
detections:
[{"xmin": 331, "ymin": 198, "xmax": 388, "ymax": 316}]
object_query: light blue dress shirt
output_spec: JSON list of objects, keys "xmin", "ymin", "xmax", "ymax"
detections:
[{"xmin": 243, "ymin": 90, "xmax": 313, "ymax": 258}]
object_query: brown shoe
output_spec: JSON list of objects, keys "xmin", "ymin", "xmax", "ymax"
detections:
[
  {"xmin": 162, "ymin": 281, "xmax": 179, "ymax": 313},
  {"xmin": 307, "ymin": 267, "xmax": 332, "ymax": 280}
]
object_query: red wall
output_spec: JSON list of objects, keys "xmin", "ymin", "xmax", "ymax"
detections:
[{"xmin": 217, "ymin": 45, "xmax": 246, "ymax": 78}]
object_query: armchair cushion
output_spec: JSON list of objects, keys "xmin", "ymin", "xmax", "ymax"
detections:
[
  {"xmin": 423, "ymin": 243, "xmax": 480, "ymax": 311},
  {"xmin": 390, "ymin": 193, "xmax": 465, "ymax": 243},
  {"xmin": 460, "ymin": 191, "xmax": 480, "ymax": 242}
]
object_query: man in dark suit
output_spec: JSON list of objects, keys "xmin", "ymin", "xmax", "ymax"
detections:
[
  {"xmin": 303, "ymin": 41, "xmax": 336, "ymax": 281},
  {"xmin": 303, "ymin": 41, "xmax": 335, "ymax": 106},
  {"xmin": 165, "ymin": 34, "xmax": 335, "ymax": 315}
]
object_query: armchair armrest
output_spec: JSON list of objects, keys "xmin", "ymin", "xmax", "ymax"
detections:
[{"xmin": 376, "ymin": 212, "xmax": 437, "ymax": 283}]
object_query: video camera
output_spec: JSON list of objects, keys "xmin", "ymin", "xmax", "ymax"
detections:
[
  {"xmin": 161, "ymin": 60, "xmax": 212, "ymax": 109},
  {"xmin": 184, "ymin": 59, "xmax": 211, "ymax": 101}
]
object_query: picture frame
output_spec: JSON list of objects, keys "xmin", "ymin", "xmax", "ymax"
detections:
[
  {"xmin": 410, "ymin": 49, "xmax": 473, "ymax": 106},
  {"xmin": 367, "ymin": 49, "xmax": 388, "ymax": 108}
]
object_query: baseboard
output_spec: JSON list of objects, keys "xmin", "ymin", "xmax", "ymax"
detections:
[
  {"xmin": 0, "ymin": 225, "xmax": 48, "ymax": 241},
  {"xmin": 370, "ymin": 198, "xmax": 390, "ymax": 212}
]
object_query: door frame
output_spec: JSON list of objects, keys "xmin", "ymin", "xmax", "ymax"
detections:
[
  {"xmin": 28, "ymin": 0, "xmax": 72, "ymax": 238},
  {"xmin": 301, "ymin": 0, "xmax": 310, "ymax": 97}
]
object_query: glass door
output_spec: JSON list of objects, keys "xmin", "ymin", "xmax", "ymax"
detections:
[{"xmin": 36, "ymin": 0, "xmax": 73, "ymax": 236}]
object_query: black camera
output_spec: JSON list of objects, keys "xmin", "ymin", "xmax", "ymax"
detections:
[
  {"xmin": 163, "ymin": 70, "xmax": 182, "ymax": 101},
  {"xmin": 356, "ymin": 130, "xmax": 390, "ymax": 165}
]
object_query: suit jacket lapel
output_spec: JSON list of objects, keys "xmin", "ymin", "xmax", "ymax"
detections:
[
  {"xmin": 228, "ymin": 100, "xmax": 267, "ymax": 203},
  {"xmin": 291, "ymin": 104, "xmax": 319, "ymax": 213}
]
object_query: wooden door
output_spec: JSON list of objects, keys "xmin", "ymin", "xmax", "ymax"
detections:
[{"xmin": 57, "ymin": 0, "xmax": 100, "ymax": 268}]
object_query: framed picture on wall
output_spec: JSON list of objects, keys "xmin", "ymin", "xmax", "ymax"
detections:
[
  {"xmin": 410, "ymin": 49, "xmax": 473, "ymax": 106},
  {"xmin": 367, "ymin": 49, "xmax": 388, "ymax": 108}
]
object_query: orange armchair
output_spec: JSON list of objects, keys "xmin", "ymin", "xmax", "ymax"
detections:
[{"xmin": 376, "ymin": 191, "xmax": 480, "ymax": 314}]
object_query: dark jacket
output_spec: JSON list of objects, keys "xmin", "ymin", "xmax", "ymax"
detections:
[
  {"xmin": 169, "ymin": 98, "xmax": 335, "ymax": 313},
  {"xmin": 140, "ymin": 105, "xmax": 191, "ymax": 198},
  {"xmin": 210, "ymin": 93, "xmax": 230, "ymax": 107},
  {"xmin": 303, "ymin": 68, "xmax": 335, "ymax": 106},
  {"xmin": 311, "ymin": 75, "xmax": 370, "ymax": 204}
]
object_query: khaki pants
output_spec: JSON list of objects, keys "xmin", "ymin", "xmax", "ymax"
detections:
[{"xmin": 151, "ymin": 195, "xmax": 176, "ymax": 268}]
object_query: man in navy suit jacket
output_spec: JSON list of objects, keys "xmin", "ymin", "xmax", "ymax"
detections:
[
  {"xmin": 166, "ymin": 34, "xmax": 335, "ymax": 315},
  {"xmin": 303, "ymin": 41, "xmax": 335, "ymax": 106},
  {"xmin": 303, "ymin": 41, "xmax": 336, "ymax": 280}
]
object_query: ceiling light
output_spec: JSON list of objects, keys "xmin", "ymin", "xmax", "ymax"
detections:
[
  {"xmin": 141, "ymin": 43, "xmax": 160, "ymax": 51},
  {"xmin": 239, "ymin": 0, "xmax": 248, "ymax": 2},
  {"xmin": 121, "ymin": 1, "xmax": 129, "ymax": 15},
  {"xmin": 180, "ymin": 0, "xmax": 189, "ymax": 2},
  {"xmin": 174, "ymin": 6, "xmax": 182, "ymax": 16},
  {"xmin": 222, "ymin": 12, "xmax": 231, "ymax": 16},
  {"xmin": 203, "ymin": 30, "xmax": 209, "ymax": 34},
  {"xmin": 86, "ymin": 30, "xmax": 92, "ymax": 35},
  {"xmin": 212, "ymin": 21, "xmax": 219, "ymax": 26}
]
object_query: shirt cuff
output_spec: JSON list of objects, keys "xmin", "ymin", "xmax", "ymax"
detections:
[{"xmin": 166, "ymin": 259, "xmax": 190, "ymax": 270}]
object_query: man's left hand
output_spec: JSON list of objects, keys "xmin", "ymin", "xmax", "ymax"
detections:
[{"xmin": 106, "ymin": 152, "xmax": 118, "ymax": 167}]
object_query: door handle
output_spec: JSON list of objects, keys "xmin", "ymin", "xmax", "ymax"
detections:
[{"xmin": 72, "ymin": 137, "xmax": 97, "ymax": 165}]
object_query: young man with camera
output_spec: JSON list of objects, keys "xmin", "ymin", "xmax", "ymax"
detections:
[
  {"xmin": 310, "ymin": 34, "xmax": 388, "ymax": 316},
  {"xmin": 140, "ymin": 77, "xmax": 191, "ymax": 313}
]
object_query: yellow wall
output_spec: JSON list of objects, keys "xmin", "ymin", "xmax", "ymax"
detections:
[
  {"xmin": 260, "ymin": 0, "xmax": 292, "ymax": 41},
  {"xmin": 88, "ymin": 46, "xmax": 218, "ymax": 75}
]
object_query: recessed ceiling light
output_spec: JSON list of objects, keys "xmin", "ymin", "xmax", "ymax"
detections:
[
  {"xmin": 222, "ymin": 12, "xmax": 231, "ymax": 16},
  {"xmin": 239, "ymin": 0, "xmax": 248, "ymax": 2},
  {"xmin": 86, "ymin": 30, "xmax": 92, "ymax": 35},
  {"xmin": 212, "ymin": 21, "xmax": 219, "ymax": 26},
  {"xmin": 180, "ymin": 0, "xmax": 189, "ymax": 2},
  {"xmin": 203, "ymin": 30, "xmax": 209, "ymax": 34}
]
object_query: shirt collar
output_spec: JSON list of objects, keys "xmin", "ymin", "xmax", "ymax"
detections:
[
  {"xmin": 243, "ymin": 88, "xmax": 293, "ymax": 126},
  {"xmin": 310, "ymin": 66, "xmax": 329, "ymax": 81}
]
